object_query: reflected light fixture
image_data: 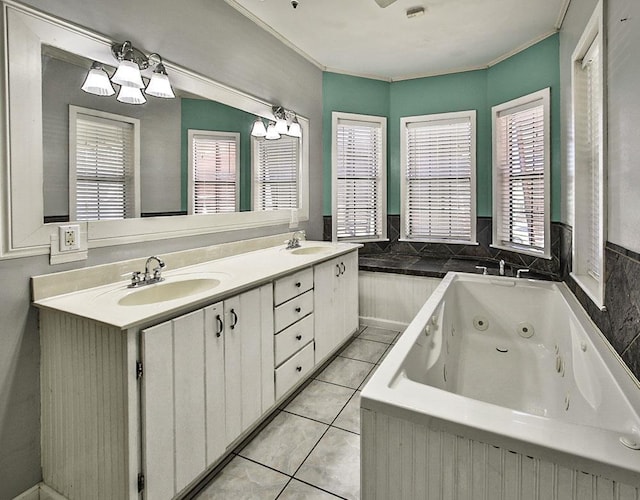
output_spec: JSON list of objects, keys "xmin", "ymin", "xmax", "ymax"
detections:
[
  {"xmin": 265, "ymin": 122, "xmax": 281, "ymax": 140},
  {"xmin": 81, "ymin": 62, "xmax": 115, "ymax": 96},
  {"xmin": 145, "ymin": 62, "xmax": 175, "ymax": 98},
  {"xmin": 111, "ymin": 59, "xmax": 144, "ymax": 88},
  {"xmin": 251, "ymin": 118, "xmax": 268, "ymax": 137},
  {"xmin": 273, "ymin": 106, "xmax": 289, "ymax": 134},
  {"xmin": 288, "ymin": 116, "xmax": 302, "ymax": 138},
  {"xmin": 117, "ymin": 85, "xmax": 146, "ymax": 105}
]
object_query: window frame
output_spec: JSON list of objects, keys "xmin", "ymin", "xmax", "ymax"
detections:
[
  {"xmin": 68, "ymin": 105, "xmax": 141, "ymax": 221},
  {"xmin": 188, "ymin": 129, "xmax": 240, "ymax": 215},
  {"xmin": 491, "ymin": 88, "xmax": 551, "ymax": 258},
  {"xmin": 331, "ymin": 111, "xmax": 387, "ymax": 243},
  {"xmin": 570, "ymin": 0, "xmax": 606, "ymax": 309},
  {"xmin": 251, "ymin": 134, "xmax": 301, "ymax": 212},
  {"xmin": 400, "ymin": 110, "xmax": 477, "ymax": 244}
]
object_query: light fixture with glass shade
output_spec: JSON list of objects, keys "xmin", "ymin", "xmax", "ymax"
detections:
[
  {"xmin": 265, "ymin": 122, "xmax": 281, "ymax": 140},
  {"xmin": 287, "ymin": 116, "xmax": 302, "ymax": 138},
  {"xmin": 251, "ymin": 118, "xmax": 268, "ymax": 137},
  {"xmin": 81, "ymin": 62, "xmax": 115, "ymax": 96},
  {"xmin": 273, "ymin": 106, "xmax": 289, "ymax": 135},
  {"xmin": 117, "ymin": 85, "xmax": 146, "ymax": 105},
  {"xmin": 111, "ymin": 59, "xmax": 144, "ymax": 89},
  {"xmin": 144, "ymin": 62, "xmax": 175, "ymax": 98}
]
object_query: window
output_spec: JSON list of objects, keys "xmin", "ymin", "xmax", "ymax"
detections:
[
  {"xmin": 69, "ymin": 106, "xmax": 140, "ymax": 220},
  {"xmin": 400, "ymin": 111, "xmax": 476, "ymax": 243},
  {"xmin": 571, "ymin": 1, "xmax": 605, "ymax": 308},
  {"xmin": 188, "ymin": 130, "xmax": 239, "ymax": 214},
  {"xmin": 253, "ymin": 135, "xmax": 299, "ymax": 210},
  {"xmin": 492, "ymin": 88, "xmax": 551, "ymax": 257},
  {"xmin": 332, "ymin": 112, "xmax": 387, "ymax": 242}
]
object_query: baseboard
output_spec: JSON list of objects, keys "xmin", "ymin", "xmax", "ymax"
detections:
[
  {"xmin": 359, "ymin": 316, "xmax": 408, "ymax": 332},
  {"xmin": 13, "ymin": 483, "xmax": 67, "ymax": 500}
]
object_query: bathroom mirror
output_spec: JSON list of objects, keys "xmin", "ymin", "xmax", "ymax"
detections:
[{"xmin": 1, "ymin": 1, "xmax": 309, "ymax": 259}]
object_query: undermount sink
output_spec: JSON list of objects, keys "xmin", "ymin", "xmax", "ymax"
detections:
[
  {"xmin": 290, "ymin": 246, "xmax": 332, "ymax": 255},
  {"xmin": 118, "ymin": 278, "xmax": 221, "ymax": 306}
]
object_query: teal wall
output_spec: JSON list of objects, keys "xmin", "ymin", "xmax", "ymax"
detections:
[
  {"xmin": 181, "ymin": 98, "xmax": 256, "ymax": 212},
  {"xmin": 323, "ymin": 33, "xmax": 561, "ymax": 220},
  {"xmin": 322, "ymin": 73, "xmax": 390, "ymax": 215}
]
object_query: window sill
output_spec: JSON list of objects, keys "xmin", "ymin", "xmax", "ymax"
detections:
[
  {"xmin": 336, "ymin": 237, "xmax": 389, "ymax": 244},
  {"xmin": 400, "ymin": 238, "xmax": 478, "ymax": 246},
  {"xmin": 570, "ymin": 271, "xmax": 606, "ymax": 311},
  {"xmin": 490, "ymin": 243, "xmax": 550, "ymax": 260}
]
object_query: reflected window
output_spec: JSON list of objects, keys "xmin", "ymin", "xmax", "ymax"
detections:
[
  {"xmin": 188, "ymin": 130, "xmax": 239, "ymax": 214},
  {"xmin": 253, "ymin": 135, "xmax": 299, "ymax": 210},
  {"xmin": 69, "ymin": 105, "xmax": 140, "ymax": 220}
]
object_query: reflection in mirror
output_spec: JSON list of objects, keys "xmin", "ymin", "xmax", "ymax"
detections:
[{"xmin": 41, "ymin": 46, "xmax": 300, "ymax": 223}]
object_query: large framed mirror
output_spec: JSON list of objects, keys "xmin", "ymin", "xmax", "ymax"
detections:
[{"xmin": 0, "ymin": 0, "xmax": 309, "ymax": 259}]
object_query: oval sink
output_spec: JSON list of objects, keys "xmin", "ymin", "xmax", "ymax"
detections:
[
  {"xmin": 290, "ymin": 246, "xmax": 332, "ymax": 255},
  {"xmin": 118, "ymin": 278, "xmax": 221, "ymax": 306}
]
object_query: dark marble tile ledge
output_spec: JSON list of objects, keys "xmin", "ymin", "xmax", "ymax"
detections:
[{"xmin": 359, "ymin": 253, "xmax": 557, "ymax": 281}]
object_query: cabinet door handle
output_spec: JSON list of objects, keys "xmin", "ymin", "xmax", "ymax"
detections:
[
  {"xmin": 296, "ymin": 366, "xmax": 302, "ymax": 372},
  {"xmin": 295, "ymin": 281, "xmax": 301, "ymax": 288},
  {"xmin": 335, "ymin": 264, "xmax": 340, "ymax": 277},
  {"xmin": 295, "ymin": 307, "xmax": 301, "ymax": 313},
  {"xmin": 215, "ymin": 314, "xmax": 223, "ymax": 337},
  {"xmin": 296, "ymin": 334, "xmax": 302, "ymax": 340},
  {"xmin": 230, "ymin": 309, "xmax": 238, "ymax": 330},
  {"xmin": 340, "ymin": 262, "xmax": 346, "ymax": 274}
]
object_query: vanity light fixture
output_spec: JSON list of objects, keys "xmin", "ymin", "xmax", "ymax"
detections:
[
  {"xmin": 271, "ymin": 106, "xmax": 303, "ymax": 138},
  {"xmin": 81, "ymin": 40, "xmax": 175, "ymax": 104},
  {"xmin": 288, "ymin": 116, "xmax": 302, "ymax": 138},
  {"xmin": 81, "ymin": 62, "xmax": 115, "ymax": 96},
  {"xmin": 251, "ymin": 118, "xmax": 268, "ymax": 137},
  {"xmin": 265, "ymin": 122, "xmax": 281, "ymax": 140}
]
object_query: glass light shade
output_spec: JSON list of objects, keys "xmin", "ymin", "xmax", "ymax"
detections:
[
  {"xmin": 251, "ymin": 119, "xmax": 267, "ymax": 137},
  {"xmin": 287, "ymin": 120, "xmax": 302, "ymax": 138},
  {"xmin": 111, "ymin": 60, "xmax": 144, "ymax": 88},
  {"xmin": 145, "ymin": 72, "xmax": 175, "ymax": 98},
  {"xmin": 117, "ymin": 85, "xmax": 146, "ymax": 105},
  {"xmin": 81, "ymin": 65, "xmax": 115, "ymax": 96},
  {"xmin": 265, "ymin": 123, "xmax": 281, "ymax": 140},
  {"xmin": 274, "ymin": 117, "xmax": 289, "ymax": 135}
]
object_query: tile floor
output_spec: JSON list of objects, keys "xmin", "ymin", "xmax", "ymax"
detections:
[{"xmin": 195, "ymin": 325, "xmax": 401, "ymax": 500}]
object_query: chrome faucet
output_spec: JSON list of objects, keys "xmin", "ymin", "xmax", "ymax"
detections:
[
  {"xmin": 499, "ymin": 259, "xmax": 505, "ymax": 276},
  {"xmin": 128, "ymin": 256, "xmax": 166, "ymax": 288},
  {"xmin": 286, "ymin": 230, "xmax": 305, "ymax": 250}
]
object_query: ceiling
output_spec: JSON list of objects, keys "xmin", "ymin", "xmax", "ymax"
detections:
[{"xmin": 224, "ymin": 0, "xmax": 569, "ymax": 81}]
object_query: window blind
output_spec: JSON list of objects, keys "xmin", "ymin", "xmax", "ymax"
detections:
[
  {"xmin": 74, "ymin": 114, "xmax": 135, "ymax": 220},
  {"xmin": 335, "ymin": 118, "xmax": 384, "ymax": 240},
  {"xmin": 192, "ymin": 133, "xmax": 238, "ymax": 214},
  {"xmin": 584, "ymin": 40, "xmax": 602, "ymax": 280},
  {"xmin": 494, "ymin": 97, "xmax": 547, "ymax": 254},
  {"xmin": 254, "ymin": 136, "xmax": 299, "ymax": 211},
  {"xmin": 404, "ymin": 115, "xmax": 474, "ymax": 242}
]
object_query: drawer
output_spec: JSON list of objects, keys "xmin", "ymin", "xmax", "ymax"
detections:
[
  {"xmin": 274, "ymin": 314, "xmax": 314, "ymax": 367},
  {"xmin": 274, "ymin": 268, "xmax": 313, "ymax": 306},
  {"xmin": 274, "ymin": 289, "xmax": 313, "ymax": 333},
  {"xmin": 275, "ymin": 341, "xmax": 315, "ymax": 400}
]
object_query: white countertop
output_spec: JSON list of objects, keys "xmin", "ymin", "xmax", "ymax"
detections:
[{"xmin": 33, "ymin": 241, "xmax": 360, "ymax": 330}]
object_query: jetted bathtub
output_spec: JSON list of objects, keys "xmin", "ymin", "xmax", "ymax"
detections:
[{"xmin": 361, "ymin": 272, "xmax": 640, "ymax": 500}]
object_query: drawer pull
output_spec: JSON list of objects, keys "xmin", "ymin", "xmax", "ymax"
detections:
[
  {"xmin": 340, "ymin": 262, "xmax": 346, "ymax": 274},
  {"xmin": 296, "ymin": 334, "xmax": 302, "ymax": 340},
  {"xmin": 295, "ymin": 307, "xmax": 301, "ymax": 313},
  {"xmin": 230, "ymin": 309, "xmax": 238, "ymax": 330},
  {"xmin": 295, "ymin": 281, "xmax": 301, "ymax": 288},
  {"xmin": 296, "ymin": 366, "xmax": 302, "ymax": 372},
  {"xmin": 335, "ymin": 264, "xmax": 340, "ymax": 277},
  {"xmin": 215, "ymin": 314, "xmax": 223, "ymax": 337}
]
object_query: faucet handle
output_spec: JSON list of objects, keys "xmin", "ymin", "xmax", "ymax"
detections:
[
  {"xmin": 516, "ymin": 268, "xmax": 530, "ymax": 278},
  {"xmin": 475, "ymin": 266, "xmax": 488, "ymax": 275}
]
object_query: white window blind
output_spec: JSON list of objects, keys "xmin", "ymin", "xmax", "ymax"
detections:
[
  {"xmin": 333, "ymin": 114, "xmax": 386, "ymax": 241},
  {"xmin": 584, "ymin": 39, "xmax": 602, "ymax": 280},
  {"xmin": 71, "ymin": 109, "xmax": 138, "ymax": 221},
  {"xmin": 254, "ymin": 135, "xmax": 299, "ymax": 211},
  {"xmin": 190, "ymin": 131, "xmax": 239, "ymax": 214},
  {"xmin": 493, "ymin": 88, "xmax": 550, "ymax": 257},
  {"xmin": 401, "ymin": 112, "xmax": 476, "ymax": 243}
]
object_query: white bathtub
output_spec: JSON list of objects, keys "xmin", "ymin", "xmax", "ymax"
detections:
[{"xmin": 361, "ymin": 272, "xmax": 640, "ymax": 500}]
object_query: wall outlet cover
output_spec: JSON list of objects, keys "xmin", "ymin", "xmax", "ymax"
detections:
[{"xmin": 59, "ymin": 225, "xmax": 81, "ymax": 252}]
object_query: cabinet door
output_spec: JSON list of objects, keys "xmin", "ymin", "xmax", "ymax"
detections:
[
  {"xmin": 224, "ymin": 285, "xmax": 274, "ymax": 446},
  {"xmin": 142, "ymin": 304, "xmax": 224, "ymax": 499},
  {"xmin": 314, "ymin": 256, "xmax": 341, "ymax": 363},
  {"xmin": 204, "ymin": 303, "xmax": 226, "ymax": 465},
  {"xmin": 340, "ymin": 250, "xmax": 360, "ymax": 339}
]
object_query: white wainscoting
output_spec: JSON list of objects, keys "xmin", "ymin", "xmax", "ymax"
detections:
[
  {"xmin": 361, "ymin": 410, "xmax": 640, "ymax": 500},
  {"xmin": 358, "ymin": 271, "xmax": 441, "ymax": 331}
]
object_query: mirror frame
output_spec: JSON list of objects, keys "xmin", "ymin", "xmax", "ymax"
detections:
[{"xmin": 0, "ymin": 0, "xmax": 309, "ymax": 259}]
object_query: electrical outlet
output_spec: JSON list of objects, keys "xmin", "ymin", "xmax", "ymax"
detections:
[{"xmin": 59, "ymin": 225, "xmax": 81, "ymax": 252}]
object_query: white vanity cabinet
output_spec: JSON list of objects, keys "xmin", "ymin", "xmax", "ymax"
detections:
[
  {"xmin": 314, "ymin": 251, "xmax": 359, "ymax": 363},
  {"xmin": 140, "ymin": 285, "xmax": 274, "ymax": 500}
]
